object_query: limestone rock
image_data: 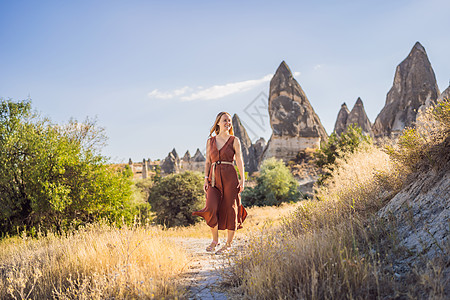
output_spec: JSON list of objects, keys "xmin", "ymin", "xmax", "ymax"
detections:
[
  {"xmin": 378, "ymin": 170, "xmax": 449, "ymax": 261},
  {"xmin": 346, "ymin": 98, "xmax": 373, "ymax": 136},
  {"xmin": 373, "ymin": 42, "xmax": 440, "ymax": 138},
  {"xmin": 253, "ymin": 137, "xmax": 266, "ymax": 165},
  {"xmin": 232, "ymin": 114, "xmax": 258, "ymax": 174},
  {"xmin": 142, "ymin": 159, "xmax": 148, "ymax": 179},
  {"xmin": 333, "ymin": 103, "xmax": 350, "ymax": 136},
  {"xmin": 192, "ymin": 148, "xmax": 205, "ymax": 162},
  {"xmin": 179, "ymin": 149, "xmax": 204, "ymax": 173},
  {"xmin": 182, "ymin": 150, "xmax": 191, "ymax": 162},
  {"xmin": 261, "ymin": 61, "xmax": 328, "ymax": 163},
  {"xmin": 180, "ymin": 150, "xmax": 191, "ymax": 171},
  {"xmin": 160, "ymin": 152, "xmax": 179, "ymax": 174},
  {"xmin": 181, "ymin": 148, "xmax": 205, "ymax": 173},
  {"xmin": 171, "ymin": 148, "xmax": 180, "ymax": 161},
  {"xmin": 290, "ymin": 149, "xmax": 320, "ymax": 197}
]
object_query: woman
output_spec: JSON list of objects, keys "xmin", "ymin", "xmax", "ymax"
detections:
[{"xmin": 192, "ymin": 111, "xmax": 247, "ymax": 254}]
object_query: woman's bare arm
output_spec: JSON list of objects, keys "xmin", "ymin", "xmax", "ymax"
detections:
[
  {"xmin": 203, "ymin": 138, "xmax": 211, "ymax": 192},
  {"xmin": 233, "ymin": 137, "xmax": 245, "ymax": 192}
]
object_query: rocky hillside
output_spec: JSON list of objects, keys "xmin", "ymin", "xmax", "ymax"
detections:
[
  {"xmin": 377, "ymin": 98, "xmax": 450, "ymax": 295},
  {"xmin": 379, "ymin": 166, "xmax": 449, "ymax": 261}
]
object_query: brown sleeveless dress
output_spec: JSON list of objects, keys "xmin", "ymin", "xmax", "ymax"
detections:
[{"xmin": 192, "ymin": 135, "xmax": 247, "ymax": 230}]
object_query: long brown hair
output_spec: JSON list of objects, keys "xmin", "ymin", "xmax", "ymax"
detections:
[{"xmin": 209, "ymin": 112, "xmax": 234, "ymax": 137}]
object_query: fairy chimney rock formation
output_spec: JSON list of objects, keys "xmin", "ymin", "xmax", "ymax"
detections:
[
  {"xmin": 346, "ymin": 98, "xmax": 373, "ymax": 136},
  {"xmin": 182, "ymin": 150, "xmax": 191, "ymax": 162},
  {"xmin": 171, "ymin": 148, "xmax": 180, "ymax": 162},
  {"xmin": 142, "ymin": 159, "xmax": 148, "ymax": 179},
  {"xmin": 333, "ymin": 103, "xmax": 350, "ymax": 136},
  {"xmin": 160, "ymin": 151, "xmax": 179, "ymax": 174},
  {"xmin": 261, "ymin": 61, "xmax": 328, "ymax": 163},
  {"xmin": 253, "ymin": 137, "xmax": 266, "ymax": 165},
  {"xmin": 232, "ymin": 114, "xmax": 258, "ymax": 174},
  {"xmin": 373, "ymin": 42, "xmax": 440, "ymax": 138},
  {"xmin": 192, "ymin": 148, "xmax": 206, "ymax": 162}
]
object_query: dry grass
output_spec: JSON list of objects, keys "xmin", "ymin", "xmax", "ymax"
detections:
[
  {"xmin": 0, "ymin": 223, "xmax": 190, "ymax": 299},
  {"xmin": 225, "ymin": 145, "xmax": 406, "ymax": 299},
  {"xmin": 287, "ymin": 144, "xmax": 395, "ymax": 234},
  {"xmin": 0, "ymin": 202, "xmax": 300, "ymax": 300},
  {"xmin": 162, "ymin": 202, "xmax": 301, "ymax": 239},
  {"xmin": 226, "ymin": 137, "xmax": 449, "ymax": 299}
]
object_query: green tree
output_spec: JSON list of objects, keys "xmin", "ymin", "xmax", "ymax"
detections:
[
  {"xmin": 241, "ymin": 157, "xmax": 300, "ymax": 207},
  {"xmin": 0, "ymin": 99, "xmax": 133, "ymax": 234},
  {"xmin": 148, "ymin": 171, "xmax": 204, "ymax": 227},
  {"xmin": 315, "ymin": 124, "xmax": 372, "ymax": 184},
  {"xmin": 153, "ymin": 164, "xmax": 162, "ymax": 182}
]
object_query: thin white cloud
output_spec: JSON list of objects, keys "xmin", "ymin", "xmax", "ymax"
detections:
[
  {"xmin": 147, "ymin": 74, "xmax": 273, "ymax": 101},
  {"xmin": 314, "ymin": 64, "xmax": 323, "ymax": 70},
  {"xmin": 293, "ymin": 71, "xmax": 301, "ymax": 77},
  {"xmin": 147, "ymin": 86, "xmax": 192, "ymax": 99},
  {"xmin": 181, "ymin": 74, "xmax": 273, "ymax": 101}
]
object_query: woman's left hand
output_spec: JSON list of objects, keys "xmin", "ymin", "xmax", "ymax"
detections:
[{"xmin": 237, "ymin": 179, "xmax": 245, "ymax": 193}]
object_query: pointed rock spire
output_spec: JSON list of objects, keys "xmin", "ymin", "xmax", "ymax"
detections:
[
  {"xmin": 373, "ymin": 42, "xmax": 440, "ymax": 138},
  {"xmin": 268, "ymin": 61, "xmax": 328, "ymax": 140},
  {"xmin": 192, "ymin": 148, "xmax": 205, "ymax": 162},
  {"xmin": 182, "ymin": 150, "xmax": 191, "ymax": 162},
  {"xmin": 171, "ymin": 148, "xmax": 180, "ymax": 161},
  {"xmin": 346, "ymin": 98, "xmax": 373, "ymax": 136},
  {"xmin": 160, "ymin": 152, "xmax": 179, "ymax": 174},
  {"xmin": 253, "ymin": 137, "xmax": 266, "ymax": 165},
  {"xmin": 232, "ymin": 114, "xmax": 252, "ymax": 150},
  {"xmin": 232, "ymin": 113, "xmax": 258, "ymax": 174},
  {"xmin": 412, "ymin": 41, "xmax": 426, "ymax": 53},
  {"xmin": 333, "ymin": 103, "xmax": 350, "ymax": 136},
  {"xmin": 261, "ymin": 61, "xmax": 328, "ymax": 163},
  {"xmin": 272, "ymin": 60, "xmax": 292, "ymax": 82}
]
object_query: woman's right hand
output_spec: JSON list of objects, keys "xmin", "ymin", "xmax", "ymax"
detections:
[{"xmin": 203, "ymin": 180, "xmax": 209, "ymax": 193}]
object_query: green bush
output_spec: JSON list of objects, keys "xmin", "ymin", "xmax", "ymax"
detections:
[
  {"xmin": 148, "ymin": 171, "xmax": 204, "ymax": 227},
  {"xmin": 128, "ymin": 177, "xmax": 154, "ymax": 225},
  {"xmin": 241, "ymin": 157, "xmax": 300, "ymax": 207},
  {"xmin": 0, "ymin": 99, "xmax": 134, "ymax": 234},
  {"xmin": 315, "ymin": 124, "xmax": 372, "ymax": 184}
]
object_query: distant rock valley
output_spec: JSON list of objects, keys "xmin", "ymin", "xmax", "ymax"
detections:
[{"xmin": 130, "ymin": 42, "xmax": 449, "ymax": 195}]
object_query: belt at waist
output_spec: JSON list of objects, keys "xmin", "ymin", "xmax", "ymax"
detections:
[{"xmin": 210, "ymin": 161, "xmax": 234, "ymax": 187}]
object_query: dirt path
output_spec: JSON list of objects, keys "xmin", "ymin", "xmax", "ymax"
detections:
[{"xmin": 172, "ymin": 237, "xmax": 244, "ymax": 300}]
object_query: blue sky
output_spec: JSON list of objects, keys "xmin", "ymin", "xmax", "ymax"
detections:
[{"xmin": 1, "ymin": 0, "xmax": 449, "ymax": 162}]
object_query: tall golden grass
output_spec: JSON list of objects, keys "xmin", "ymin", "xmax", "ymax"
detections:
[
  {"xmin": 0, "ymin": 202, "xmax": 299, "ymax": 299},
  {"xmin": 226, "ymin": 141, "xmax": 448, "ymax": 299},
  {"xmin": 0, "ymin": 223, "xmax": 190, "ymax": 299},
  {"xmin": 226, "ymin": 144, "xmax": 398, "ymax": 299}
]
